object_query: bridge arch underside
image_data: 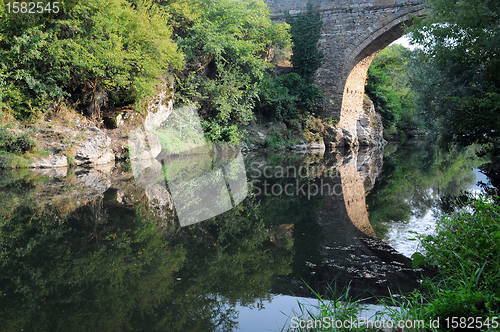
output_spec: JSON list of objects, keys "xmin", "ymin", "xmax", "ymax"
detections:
[
  {"xmin": 310, "ymin": 2, "xmax": 426, "ymax": 146},
  {"xmin": 339, "ymin": 18, "xmax": 413, "ymax": 129}
]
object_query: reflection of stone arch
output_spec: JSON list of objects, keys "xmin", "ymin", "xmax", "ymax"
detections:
[
  {"xmin": 300, "ymin": 148, "xmax": 422, "ymax": 300},
  {"xmin": 338, "ymin": 162, "xmax": 376, "ymax": 237},
  {"xmin": 314, "ymin": 148, "xmax": 378, "ymax": 241}
]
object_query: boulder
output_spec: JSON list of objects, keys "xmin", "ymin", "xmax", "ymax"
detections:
[
  {"xmin": 357, "ymin": 97, "xmax": 386, "ymax": 147},
  {"xmin": 75, "ymin": 127, "xmax": 115, "ymax": 165},
  {"xmin": 128, "ymin": 129, "xmax": 162, "ymax": 161},
  {"xmin": 30, "ymin": 155, "xmax": 68, "ymax": 168},
  {"xmin": 341, "ymin": 127, "xmax": 358, "ymax": 147}
]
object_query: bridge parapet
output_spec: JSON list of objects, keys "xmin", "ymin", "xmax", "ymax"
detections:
[{"xmin": 267, "ymin": 0, "xmax": 425, "ymax": 18}]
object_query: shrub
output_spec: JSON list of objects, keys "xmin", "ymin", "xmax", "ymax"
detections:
[
  {"xmin": 0, "ymin": 127, "xmax": 35, "ymax": 154},
  {"xmin": 256, "ymin": 73, "xmax": 323, "ymax": 127},
  {"xmin": 416, "ymin": 196, "xmax": 500, "ymax": 320},
  {"xmin": 201, "ymin": 120, "xmax": 242, "ymax": 144}
]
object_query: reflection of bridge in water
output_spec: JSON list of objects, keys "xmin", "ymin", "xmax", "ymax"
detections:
[
  {"xmin": 103, "ymin": 101, "xmax": 424, "ymax": 299},
  {"xmin": 317, "ymin": 148, "xmax": 419, "ymax": 298},
  {"xmin": 31, "ymin": 143, "xmax": 423, "ymax": 299},
  {"xmin": 266, "ymin": 147, "xmax": 422, "ymax": 299}
]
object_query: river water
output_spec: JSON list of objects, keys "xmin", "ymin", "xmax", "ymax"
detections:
[{"xmin": 0, "ymin": 139, "xmax": 488, "ymax": 331}]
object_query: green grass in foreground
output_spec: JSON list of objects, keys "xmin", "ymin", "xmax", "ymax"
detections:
[{"xmin": 282, "ymin": 195, "xmax": 500, "ymax": 331}]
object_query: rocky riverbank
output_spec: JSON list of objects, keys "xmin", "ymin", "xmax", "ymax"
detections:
[
  {"xmin": 22, "ymin": 80, "xmax": 174, "ymax": 169},
  {"xmin": 3, "ymin": 82, "xmax": 386, "ymax": 170}
]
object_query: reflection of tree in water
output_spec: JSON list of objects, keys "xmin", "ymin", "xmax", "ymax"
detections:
[
  {"xmin": 367, "ymin": 138, "xmax": 482, "ymax": 238},
  {"xmin": 0, "ymin": 169, "xmax": 292, "ymax": 332}
]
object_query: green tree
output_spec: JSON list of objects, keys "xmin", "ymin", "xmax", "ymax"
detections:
[
  {"xmin": 0, "ymin": 0, "xmax": 183, "ymax": 120},
  {"xmin": 52, "ymin": 0, "xmax": 183, "ymax": 117},
  {"xmin": 365, "ymin": 44, "xmax": 423, "ymax": 136},
  {"xmin": 409, "ymin": 0, "xmax": 500, "ymax": 152},
  {"xmin": 254, "ymin": 5, "xmax": 324, "ymax": 129},
  {"xmin": 174, "ymin": 0, "xmax": 290, "ymax": 138}
]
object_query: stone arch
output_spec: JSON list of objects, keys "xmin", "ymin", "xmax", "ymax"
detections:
[
  {"xmin": 338, "ymin": 6, "xmax": 426, "ymax": 132},
  {"xmin": 264, "ymin": 0, "xmax": 427, "ymax": 147}
]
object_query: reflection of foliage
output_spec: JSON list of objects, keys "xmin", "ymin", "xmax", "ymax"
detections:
[
  {"xmin": 367, "ymin": 139, "xmax": 483, "ymax": 238},
  {"xmin": 0, "ymin": 167, "xmax": 296, "ymax": 331},
  {"xmin": 169, "ymin": 193, "xmax": 294, "ymax": 306},
  {"xmin": 244, "ymin": 152, "xmax": 326, "ymax": 277},
  {"xmin": 0, "ymin": 200, "xmax": 186, "ymax": 331}
]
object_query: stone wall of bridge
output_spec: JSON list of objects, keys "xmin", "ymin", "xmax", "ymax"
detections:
[{"xmin": 266, "ymin": 0, "xmax": 427, "ymax": 147}]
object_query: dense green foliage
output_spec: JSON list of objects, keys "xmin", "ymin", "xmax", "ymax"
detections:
[
  {"xmin": 0, "ymin": 126, "xmax": 35, "ymax": 153},
  {"xmin": 0, "ymin": 0, "xmax": 183, "ymax": 120},
  {"xmin": 174, "ymin": 0, "xmax": 325, "ymax": 136},
  {"xmin": 251, "ymin": 7, "xmax": 325, "ymax": 130},
  {"xmin": 173, "ymin": 0, "xmax": 289, "ymax": 134},
  {"xmin": 0, "ymin": 0, "xmax": 302, "ymax": 142},
  {"xmin": 409, "ymin": 0, "xmax": 500, "ymax": 152},
  {"xmin": 0, "ymin": 0, "xmax": 329, "ymax": 146},
  {"xmin": 286, "ymin": 4, "xmax": 323, "ymax": 83},
  {"xmin": 365, "ymin": 45, "xmax": 424, "ymax": 136},
  {"xmin": 256, "ymin": 72, "xmax": 323, "ymax": 129}
]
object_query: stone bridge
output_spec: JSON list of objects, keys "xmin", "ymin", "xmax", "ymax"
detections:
[{"xmin": 265, "ymin": 0, "xmax": 427, "ymax": 147}]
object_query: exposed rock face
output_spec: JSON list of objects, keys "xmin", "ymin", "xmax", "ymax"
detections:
[
  {"xmin": 356, "ymin": 97, "xmax": 386, "ymax": 147},
  {"xmin": 322, "ymin": 97, "xmax": 385, "ymax": 149},
  {"xmin": 103, "ymin": 113, "xmax": 124, "ymax": 129},
  {"xmin": 75, "ymin": 126, "xmax": 115, "ymax": 165},
  {"xmin": 29, "ymin": 79, "xmax": 174, "ymax": 169},
  {"xmin": 128, "ymin": 129, "xmax": 162, "ymax": 161},
  {"xmin": 143, "ymin": 80, "xmax": 174, "ymax": 132}
]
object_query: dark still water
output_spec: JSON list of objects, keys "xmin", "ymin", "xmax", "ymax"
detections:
[{"xmin": 0, "ymin": 139, "xmax": 487, "ymax": 332}]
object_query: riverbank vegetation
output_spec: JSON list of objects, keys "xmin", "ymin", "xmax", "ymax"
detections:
[
  {"xmin": 365, "ymin": 45, "xmax": 422, "ymax": 139},
  {"xmin": 410, "ymin": 0, "xmax": 500, "ymax": 155},
  {"xmin": 0, "ymin": 0, "xmax": 326, "ymax": 156},
  {"xmin": 287, "ymin": 0, "xmax": 500, "ymax": 328}
]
